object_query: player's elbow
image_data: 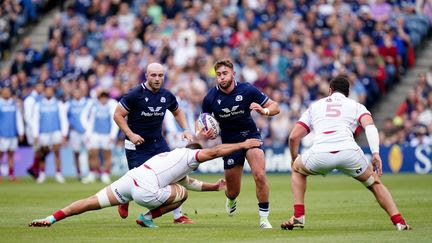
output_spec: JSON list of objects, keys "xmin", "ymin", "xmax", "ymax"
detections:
[{"xmin": 289, "ymin": 132, "xmax": 301, "ymax": 144}]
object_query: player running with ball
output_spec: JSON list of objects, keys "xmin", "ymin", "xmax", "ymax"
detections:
[
  {"xmin": 29, "ymin": 139, "xmax": 261, "ymax": 228},
  {"xmin": 281, "ymin": 75, "xmax": 411, "ymax": 231},
  {"xmin": 198, "ymin": 60, "xmax": 280, "ymax": 228}
]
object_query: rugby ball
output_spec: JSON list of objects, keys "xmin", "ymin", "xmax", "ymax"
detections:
[{"xmin": 197, "ymin": 113, "xmax": 220, "ymax": 139}]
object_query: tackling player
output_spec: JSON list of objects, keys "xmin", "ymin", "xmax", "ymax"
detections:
[
  {"xmin": 114, "ymin": 62, "xmax": 194, "ymax": 223},
  {"xmin": 281, "ymin": 75, "xmax": 411, "ymax": 231},
  {"xmin": 29, "ymin": 139, "xmax": 261, "ymax": 228},
  {"xmin": 198, "ymin": 59, "xmax": 280, "ymax": 228}
]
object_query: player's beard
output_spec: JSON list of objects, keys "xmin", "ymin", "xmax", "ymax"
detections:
[{"xmin": 218, "ymin": 78, "xmax": 233, "ymax": 90}]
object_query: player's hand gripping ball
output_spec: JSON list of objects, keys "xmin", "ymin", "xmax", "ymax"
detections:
[{"xmin": 197, "ymin": 113, "xmax": 220, "ymax": 139}]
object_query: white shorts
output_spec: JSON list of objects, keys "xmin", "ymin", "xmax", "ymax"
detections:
[
  {"xmin": 88, "ymin": 133, "xmax": 114, "ymax": 150},
  {"xmin": 39, "ymin": 131, "xmax": 63, "ymax": 147},
  {"xmin": 301, "ymin": 148, "xmax": 369, "ymax": 177},
  {"xmin": 110, "ymin": 169, "xmax": 171, "ymax": 209},
  {"xmin": 69, "ymin": 130, "xmax": 86, "ymax": 152},
  {"xmin": 0, "ymin": 137, "xmax": 18, "ymax": 152}
]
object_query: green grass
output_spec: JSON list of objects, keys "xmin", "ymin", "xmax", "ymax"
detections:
[{"xmin": 0, "ymin": 174, "xmax": 431, "ymax": 242}]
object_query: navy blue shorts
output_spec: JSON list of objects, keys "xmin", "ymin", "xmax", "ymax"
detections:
[
  {"xmin": 125, "ymin": 138, "xmax": 170, "ymax": 169},
  {"xmin": 221, "ymin": 133, "xmax": 263, "ymax": 170}
]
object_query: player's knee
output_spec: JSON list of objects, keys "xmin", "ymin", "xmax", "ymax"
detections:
[
  {"xmin": 172, "ymin": 185, "xmax": 188, "ymax": 203},
  {"xmin": 252, "ymin": 170, "xmax": 267, "ymax": 185},
  {"xmin": 363, "ymin": 174, "xmax": 381, "ymax": 188}
]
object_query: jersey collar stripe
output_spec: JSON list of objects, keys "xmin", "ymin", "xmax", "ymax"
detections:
[
  {"xmin": 260, "ymin": 96, "xmax": 269, "ymax": 106},
  {"xmin": 357, "ymin": 113, "xmax": 372, "ymax": 127},
  {"xmin": 297, "ymin": 121, "xmax": 311, "ymax": 134},
  {"xmin": 141, "ymin": 83, "xmax": 146, "ymax": 90},
  {"xmin": 119, "ymin": 101, "xmax": 130, "ymax": 112}
]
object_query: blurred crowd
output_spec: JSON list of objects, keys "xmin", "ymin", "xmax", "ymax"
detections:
[
  {"xmin": 0, "ymin": 0, "xmax": 57, "ymax": 60},
  {"xmin": 380, "ymin": 69, "xmax": 432, "ymax": 147},
  {"xmin": 1, "ymin": 0, "xmax": 432, "ymax": 153}
]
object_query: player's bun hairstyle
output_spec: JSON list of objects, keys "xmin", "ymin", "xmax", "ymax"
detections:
[
  {"xmin": 186, "ymin": 142, "xmax": 203, "ymax": 150},
  {"xmin": 329, "ymin": 75, "xmax": 350, "ymax": 97},
  {"xmin": 214, "ymin": 59, "xmax": 234, "ymax": 71}
]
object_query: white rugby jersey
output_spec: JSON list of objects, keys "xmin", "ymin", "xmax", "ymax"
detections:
[
  {"xmin": 130, "ymin": 148, "xmax": 200, "ymax": 188},
  {"xmin": 298, "ymin": 92, "xmax": 371, "ymax": 152}
]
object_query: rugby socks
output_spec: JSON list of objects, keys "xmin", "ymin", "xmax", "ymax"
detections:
[
  {"xmin": 173, "ymin": 207, "xmax": 183, "ymax": 220},
  {"xmin": 258, "ymin": 202, "xmax": 269, "ymax": 218},
  {"xmin": 46, "ymin": 210, "xmax": 66, "ymax": 224},
  {"xmin": 30, "ymin": 156, "xmax": 40, "ymax": 173},
  {"xmin": 390, "ymin": 213, "xmax": 406, "ymax": 225},
  {"xmin": 8, "ymin": 167, "xmax": 13, "ymax": 177},
  {"xmin": 76, "ymin": 165, "xmax": 81, "ymax": 178},
  {"xmin": 294, "ymin": 204, "xmax": 305, "ymax": 218}
]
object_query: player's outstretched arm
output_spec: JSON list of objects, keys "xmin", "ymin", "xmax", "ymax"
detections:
[
  {"xmin": 196, "ymin": 139, "xmax": 261, "ymax": 162},
  {"xmin": 178, "ymin": 176, "xmax": 226, "ymax": 191},
  {"xmin": 359, "ymin": 113, "xmax": 382, "ymax": 176}
]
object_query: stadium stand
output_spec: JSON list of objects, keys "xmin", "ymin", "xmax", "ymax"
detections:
[
  {"xmin": 0, "ymin": 0, "xmax": 431, "ymax": 151},
  {"xmin": 0, "ymin": 0, "xmax": 59, "ymax": 60}
]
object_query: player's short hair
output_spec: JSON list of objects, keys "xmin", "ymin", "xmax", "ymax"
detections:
[
  {"xmin": 214, "ymin": 59, "xmax": 234, "ymax": 71},
  {"xmin": 329, "ymin": 75, "xmax": 350, "ymax": 97},
  {"xmin": 186, "ymin": 142, "xmax": 203, "ymax": 150}
]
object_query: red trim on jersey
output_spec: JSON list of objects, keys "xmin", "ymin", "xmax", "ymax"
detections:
[
  {"xmin": 330, "ymin": 151, "xmax": 340, "ymax": 154},
  {"xmin": 143, "ymin": 164, "xmax": 152, "ymax": 170},
  {"xmin": 297, "ymin": 121, "xmax": 310, "ymax": 133},
  {"xmin": 133, "ymin": 179, "xmax": 139, "ymax": 187},
  {"xmin": 358, "ymin": 113, "xmax": 372, "ymax": 127},
  {"xmin": 195, "ymin": 150, "xmax": 201, "ymax": 162},
  {"xmin": 323, "ymin": 130, "xmax": 336, "ymax": 134}
]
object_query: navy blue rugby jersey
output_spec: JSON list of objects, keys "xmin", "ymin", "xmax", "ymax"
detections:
[
  {"xmin": 202, "ymin": 82, "xmax": 269, "ymax": 141},
  {"xmin": 120, "ymin": 83, "xmax": 178, "ymax": 140}
]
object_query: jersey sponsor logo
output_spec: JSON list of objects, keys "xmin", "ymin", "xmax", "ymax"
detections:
[
  {"xmin": 114, "ymin": 188, "xmax": 127, "ymax": 203},
  {"xmin": 160, "ymin": 97, "xmax": 166, "ymax": 103},
  {"xmin": 240, "ymin": 131, "xmax": 249, "ymax": 137},
  {"xmin": 141, "ymin": 106, "xmax": 164, "ymax": 116},
  {"xmin": 219, "ymin": 105, "xmax": 244, "ymax": 118},
  {"xmin": 355, "ymin": 167, "xmax": 363, "ymax": 174},
  {"xmin": 235, "ymin": 95, "xmax": 243, "ymax": 101}
]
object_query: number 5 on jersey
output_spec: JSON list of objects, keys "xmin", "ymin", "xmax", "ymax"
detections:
[{"xmin": 326, "ymin": 104, "xmax": 342, "ymax": 117}]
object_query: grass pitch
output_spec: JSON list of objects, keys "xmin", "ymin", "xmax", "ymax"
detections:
[{"xmin": 0, "ymin": 174, "xmax": 431, "ymax": 242}]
